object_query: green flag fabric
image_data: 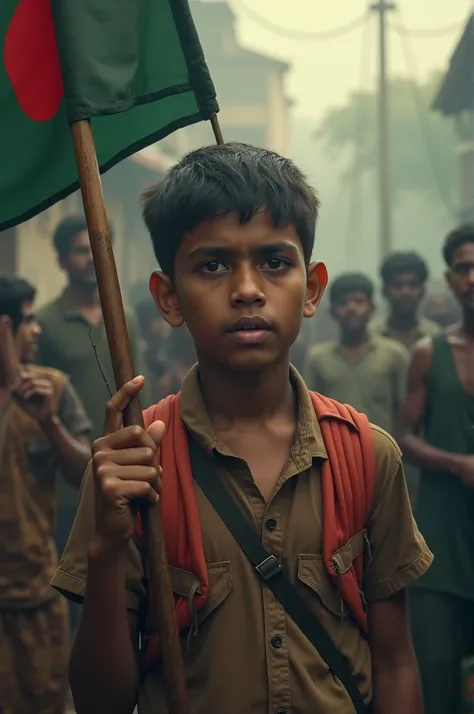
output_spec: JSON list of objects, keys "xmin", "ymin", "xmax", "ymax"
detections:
[{"xmin": 0, "ymin": 0, "xmax": 218, "ymax": 230}]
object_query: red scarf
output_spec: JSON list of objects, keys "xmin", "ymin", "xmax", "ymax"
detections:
[{"xmin": 136, "ymin": 391, "xmax": 375, "ymax": 667}]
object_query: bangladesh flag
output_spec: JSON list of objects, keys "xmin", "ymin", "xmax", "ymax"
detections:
[{"xmin": 0, "ymin": 0, "xmax": 218, "ymax": 230}]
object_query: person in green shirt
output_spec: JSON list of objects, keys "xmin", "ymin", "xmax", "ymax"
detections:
[
  {"xmin": 372, "ymin": 251, "xmax": 440, "ymax": 351},
  {"xmin": 306, "ymin": 272, "xmax": 408, "ymax": 435},
  {"xmin": 36, "ymin": 216, "xmax": 143, "ymax": 630},
  {"xmin": 398, "ymin": 224, "xmax": 474, "ymax": 714}
]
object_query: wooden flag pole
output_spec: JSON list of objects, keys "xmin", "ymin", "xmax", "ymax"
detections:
[
  {"xmin": 0, "ymin": 317, "xmax": 21, "ymax": 389},
  {"xmin": 70, "ymin": 120, "xmax": 189, "ymax": 714},
  {"xmin": 210, "ymin": 113, "xmax": 224, "ymax": 145}
]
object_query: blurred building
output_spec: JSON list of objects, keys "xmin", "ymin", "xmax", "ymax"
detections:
[
  {"xmin": 0, "ymin": 148, "xmax": 174, "ymax": 306},
  {"xmin": 433, "ymin": 12, "xmax": 474, "ymax": 223},
  {"xmin": 166, "ymin": 0, "xmax": 292, "ymax": 156}
]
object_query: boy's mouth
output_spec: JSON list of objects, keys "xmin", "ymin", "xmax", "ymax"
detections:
[{"xmin": 227, "ymin": 316, "xmax": 273, "ymax": 345}]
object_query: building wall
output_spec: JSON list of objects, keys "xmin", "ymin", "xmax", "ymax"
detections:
[{"xmin": 13, "ymin": 181, "xmax": 129, "ymax": 308}]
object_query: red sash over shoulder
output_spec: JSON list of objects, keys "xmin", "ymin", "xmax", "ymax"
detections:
[{"xmin": 136, "ymin": 391, "xmax": 376, "ymax": 668}]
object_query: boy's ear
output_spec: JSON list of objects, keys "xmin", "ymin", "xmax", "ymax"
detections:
[
  {"xmin": 304, "ymin": 261, "xmax": 328, "ymax": 319},
  {"xmin": 149, "ymin": 271, "xmax": 184, "ymax": 328}
]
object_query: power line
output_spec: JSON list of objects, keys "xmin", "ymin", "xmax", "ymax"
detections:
[
  {"xmin": 232, "ymin": 2, "xmax": 368, "ymax": 41},
  {"xmin": 389, "ymin": 20, "xmax": 464, "ymax": 38},
  {"xmin": 393, "ymin": 16, "xmax": 457, "ymax": 220}
]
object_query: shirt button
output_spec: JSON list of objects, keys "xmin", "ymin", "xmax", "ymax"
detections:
[
  {"xmin": 266, "ymin": 518, "xmax": 277, "ymax": 531},
  {"xmin": 271, "ymin": 635, "xmax": 283, "ymax": 648}
]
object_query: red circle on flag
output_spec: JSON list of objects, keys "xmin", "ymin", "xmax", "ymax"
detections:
[{"xmin": 4, "ymin": 0, "xmax": 64, "ymax": 122}]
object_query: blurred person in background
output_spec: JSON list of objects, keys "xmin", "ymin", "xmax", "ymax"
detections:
[
  {"xmin": 36, "ymin": 216, "xmax": 143, "ymax": 633},
  {"xmin": 306, "ymin": 272, "xmax": 408, "ymax": 435},
  {"xmin": 398, "ymin": 225, "xmax": 474, "ymax": 714},
  {"xmin": 373, "ymin": 251, "xmax": 440, "ymax": 351},
  {"xmin": 424, "ymin": 282, "xmax": 461, "ymax": 330},
  {"xmin": 0, "ymin": 275, "xmax": 90, "ymax": 714},
  {"xmin": 136, "ymin": 296, "xmax": 173, "ymax": 400},
  {"xmin": 158, "ymin": 323, "xmax": 197, "ymax": 397}
]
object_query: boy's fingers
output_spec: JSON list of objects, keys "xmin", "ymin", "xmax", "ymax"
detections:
[{"xmin": 103, "ymin": 376, "xmax": 145, "ymax": 435}]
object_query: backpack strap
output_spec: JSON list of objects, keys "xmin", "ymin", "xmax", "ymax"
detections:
[{"xmin": 310, "ymin": 393, "xmax": 376, "ymax": 632}]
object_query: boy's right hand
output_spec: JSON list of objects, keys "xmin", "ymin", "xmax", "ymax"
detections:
[{"xmin": 91, "ymin": 376, "xmax": 165, "ymax": 555}]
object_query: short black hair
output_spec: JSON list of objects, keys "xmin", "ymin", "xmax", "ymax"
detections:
[
  {"xmin": 53, "ymin": 216, "xmax": 88, "ymax": 257},
  {"xmin": 52, "ymin": 216, "xmax": 115, "ymax": 257},
  {"xmin": 380, "ymin": 251, "xmax": 428, "ymax": 286},
  {"xmin": 443, "ymin": 224, "xmax": 474, "ymax": 266},
  {"xmin": 0, "ymin": 274, "xmax": 36, "ymax": 332},
  {"xmin": 141, "ymin": 142, "xmax": 319, "ymax": 279},
  {"xmin": 329, "ymin": 273, "xmax": 374, "ymax": 305}
]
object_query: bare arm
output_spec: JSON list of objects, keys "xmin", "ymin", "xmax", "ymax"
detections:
[
  {"xmin": 396, "ymin": 340, "xmax": 462, "ymax": 474},
  {"xmin": 69, "ymin": 543, "xmax": 139, "ymax": 714},
  {"xmin": 369, "ymin": 589, "xmax": 423, "ymax": 714},
  {"xmin": 43, "ymin": 420, "xmax": 90, "ymax": 487}
]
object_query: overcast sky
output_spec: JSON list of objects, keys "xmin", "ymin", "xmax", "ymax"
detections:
[{"xmin": 226, "ymin": 0, "xmax": 472, "ymax": 120}]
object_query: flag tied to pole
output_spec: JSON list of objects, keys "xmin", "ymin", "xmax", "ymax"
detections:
[{"xmin": 0, "ymin": 0, "xmax": 218, "ymax": 230}]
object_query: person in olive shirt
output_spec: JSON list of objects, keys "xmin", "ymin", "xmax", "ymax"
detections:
[
  {"xmin": 36, "ymin": 217, "xmax": 143, "ymax": 628},
  {"xmin": 0, "ymin": 275, "xmax": 91, "ymax": 714},
  {"xmin": 398, "ymin": 224, "xmax": 474, "ymax": 714},
  {"xmin": 372, "ymin": 251, "xmax": 440, "ymax": 351},
  {"xmin": 306, "ymin": 273, "xmax": 409, "ymax": 435}
]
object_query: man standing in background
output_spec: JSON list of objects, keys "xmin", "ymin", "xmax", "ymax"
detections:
[
  {"xmin": 398, "ymin": 225, "xmax": 474, "ymax": 714},
  {"xmin": 306, "ymin": 273, "xmax": 408, "ymax": 435},
  {"xmin": 36, "ymin": 216, "xmax": 143, "ymax": 630},
  {"xmin": 373, "ymin": 251, "xmax": 440, "ymax": 350},
  {"xmin": 0, "ymin": 275, "xmax": 91, "ymax": 714}
]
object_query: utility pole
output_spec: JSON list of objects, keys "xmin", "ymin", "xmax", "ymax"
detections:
[{"xmin": 370, "ymin": 0, "xmax": 396, "ymax": 258}]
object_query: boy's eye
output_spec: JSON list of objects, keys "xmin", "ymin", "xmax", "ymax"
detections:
[
  {"xmin": 262, "ymin": 257, "xmax": 291, "ymax": 270},
  {"xmin": 199, "ymin": 260, "xmax": 227, "ymax": 274}
]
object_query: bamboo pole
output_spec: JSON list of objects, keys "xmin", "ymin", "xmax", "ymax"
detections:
[
  {"xmin": 70, "ymin": 120, "xmax": 188, "ymax": 714},
  {"xmin": 0, "ymin": 316, "xmax": 21, "ymax": 389}
]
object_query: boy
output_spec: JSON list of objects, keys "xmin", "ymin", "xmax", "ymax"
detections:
[
  {"xmin": 306, "ymin": 273, "xmax": 408, "ymax": 435},
  {"xmin": 372, "ymin": 251, "xmax": 440, "ymax": 351},
  {"xmin": 0, "ymin": 275, "xmax": 91, "ymax": 714},
  {"xmin": 398, "ymin": 224, "xmax": 474, "ymax": 714},
  {"xmin": 52, "ymin": 144, "xmax": 431, "ymax": 714}
]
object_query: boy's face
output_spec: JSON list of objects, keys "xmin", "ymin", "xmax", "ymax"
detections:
[
  {"xmin": 383, "ymin": 271, "xmax": 424, "ymax": 317},
  {"xmin": 15, "ymin": 302, "xmax": 41, "ymax": 363},
  {"xmin": 446, "ymin": 242, "xmax": 474, "ymax": 311},
  {"xmin": 151, "ymin": 211, "xmax": 326, "ymax": 372},
  {"xmin": 330, "ymin": 291, "xmax": 374, "ymax": 334}
]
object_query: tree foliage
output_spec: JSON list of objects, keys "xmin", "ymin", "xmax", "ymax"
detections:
[{"xmin": 316, "ymin": 74, "xmax": 458, "ymax": 205}]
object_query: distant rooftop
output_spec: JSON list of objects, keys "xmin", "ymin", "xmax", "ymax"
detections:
[
  {"xmin": 190, "ymin": 0, "xmax": 290, "ymax": 73},
  {"xmin": 433, "ymin": 13, "xmax": 474, "ymax": 117}
]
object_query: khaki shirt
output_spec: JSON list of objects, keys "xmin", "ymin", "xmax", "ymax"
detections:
[
  {"xmin": 52, "ymin": 367, "xmax": 432, "ymax": 714},
  {"xmin": 0, "ymin": 366, "xmax": 90, "ymax": 609},
  {"xmin": 305, "ymin": 337, "xmax": 409, "ymax": 435},
  {"xmin": 371, "ymin": 316, "xmax": 441, "ymax": 352},
  {"xmin": 37, "ymin": 289, "xmax": 144, "ymax": 443}
]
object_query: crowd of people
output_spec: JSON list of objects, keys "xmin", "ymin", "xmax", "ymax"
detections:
[{"xmin": 0, "ymin": 142, "xmax": 473, "ymax": 714}]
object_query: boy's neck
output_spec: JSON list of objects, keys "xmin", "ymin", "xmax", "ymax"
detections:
[
  {"xmin": 198, "ymin": 356, "xmax": 295, "ymax": 427},
  {"xmin": 340, "ymin": 328, "xmax": 369, "ymax": 349},
  {"xmin": 387, "ymin": 311, "xmax": 418, "ymax": 331},
  {"xmin": 66, "ymin": 283, "xmax": 100, "ymax": 309}
]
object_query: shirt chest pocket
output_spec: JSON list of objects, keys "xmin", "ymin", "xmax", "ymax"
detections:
[
  {"xmin": 170, "ymin": 561, "xmax": 233, "ymax": 630},
  {"xmin": 297, "ymin": 530, "xmax": 368, "ymax": 621}
]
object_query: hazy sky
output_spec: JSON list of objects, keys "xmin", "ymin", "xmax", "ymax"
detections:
[{"xmin": 227, "ymin": 0, "xmax": 472, "ymax": 120}]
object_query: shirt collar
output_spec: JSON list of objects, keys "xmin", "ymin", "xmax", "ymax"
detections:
[{"xmin": 179, "ymin": 364, "xmax": 328, "ymax": 467}]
